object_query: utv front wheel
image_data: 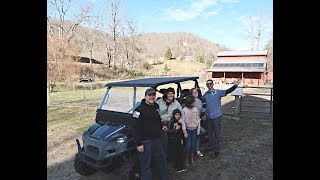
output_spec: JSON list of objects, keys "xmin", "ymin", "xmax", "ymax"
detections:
[
  {"xmin": 74, "ymin": 153, "xmax": 97, "ymax": 176},
  {"xmin": 119, "ymin": 154, "xmax": 138, "ymax": 180}
]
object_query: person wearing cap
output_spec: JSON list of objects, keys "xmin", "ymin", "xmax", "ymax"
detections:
[
  {"xmin": 134, "ymin": 88, "xmax": 169, "ymax": 180},
  {"xmin": 202, "ymin": 78, "xmax": 241, "ymax": 157},
  {"xmin": 156, "ymin": 87, "xmax": 183, "ymax": 157}
]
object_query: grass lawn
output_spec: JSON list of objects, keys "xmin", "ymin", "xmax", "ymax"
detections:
[{"xmin": 48, "ymin": 88, "xmax": 106, "ymax": 133}]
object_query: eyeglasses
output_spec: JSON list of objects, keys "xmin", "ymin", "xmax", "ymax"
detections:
[{"xmin": 206, "ymin": 83, "xmax": 212, "ymax": 85}]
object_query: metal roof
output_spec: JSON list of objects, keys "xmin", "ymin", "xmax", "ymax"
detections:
[
  {"xmin": 105, "ymin": 77, "xmax": 199, "ymax": 88},
  {"xmin": 207, "ymin": 60, "xmax": 266, "ymax": 72},
  {"xmin": 217, "ymin": 50, "xmax": 268, "ymax": 57},
  {"xmin": 213, "ymin": 59, "xmax": 267, "ymax": 63}
]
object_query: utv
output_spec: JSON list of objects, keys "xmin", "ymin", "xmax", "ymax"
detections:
[{"xmin": 74, "ymin": 76, "xmax": 207, "ymax": 179}]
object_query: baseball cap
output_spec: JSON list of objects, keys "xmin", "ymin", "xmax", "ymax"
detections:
[{"xmin": 145, "ymin": 88, "xmax": 156, "ymax": 96}]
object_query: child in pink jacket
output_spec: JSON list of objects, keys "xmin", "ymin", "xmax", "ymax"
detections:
[{"xmin": 181, "ymin": 95, "xmax": 200, "ymax": 167}]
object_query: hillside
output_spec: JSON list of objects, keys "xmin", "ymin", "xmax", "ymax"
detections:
[
  {"xmin": 143, "ymin": 59, "xmax": 208, "ymax": 78},
  {"xmin": 47, "ymin": 19, "xmax": 228, "ymax": 65},
  {"xmin": 137, "ymin": 32, "xmax": 228, "ymax": 59}
]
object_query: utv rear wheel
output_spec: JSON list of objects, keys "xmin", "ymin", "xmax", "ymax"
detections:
[{"xmin": 74, "ymin": 153, "xmax": 97, "ymax": 176}]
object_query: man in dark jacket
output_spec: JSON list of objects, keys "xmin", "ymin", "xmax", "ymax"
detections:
[{"xmin": 134, "ymin": 88, "xmax": 169, "ymax": 180}]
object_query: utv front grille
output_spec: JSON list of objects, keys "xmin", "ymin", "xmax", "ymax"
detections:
[{"xmin": 87, "ymin": 145, "xmax": 99, "ymax": 156}]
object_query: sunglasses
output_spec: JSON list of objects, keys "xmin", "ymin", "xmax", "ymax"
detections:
[
  {"xmin": 206, "ymin": 83, "xmax": 213, "ymax": 85},
  {"xmin": 147, "ymin": 93, "xmax": 156, "ymax": 96}
]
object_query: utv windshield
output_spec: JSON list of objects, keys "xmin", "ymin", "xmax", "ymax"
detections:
[
  {"xmin": 98, "ymin": 81, "xmax": 200, "ymax": 114},
  {"xmin": 99, "ymin": 87, "xmax": 144, "ymax": 113}
]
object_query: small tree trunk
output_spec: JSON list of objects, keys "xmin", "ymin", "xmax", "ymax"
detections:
[
  {"xmin": 73, "ymin": 81, "xmax": 76, "ymax": 91},
  {"xmin": 83, "ymin": 90, "xmax": 88, "ymax": 111},
  {"xmin": 89, "ymin": 50, "xmax": 93, "ymax": 68}
]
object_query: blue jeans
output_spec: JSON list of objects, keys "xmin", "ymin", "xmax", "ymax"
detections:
[
  {"xmin": 196, "ymin": 126, "xmax": 206, "ymax": 152},
  {"xmin": 160, "ymin": 130, "xmax": 168, "ymax": 158},
  {"xmin": 137, "ymin": 138, "xmax": 169, "ymax": 180},
  {"xmin": 185, "ymin": 129, "xmax": 197, "ymax": 153}
]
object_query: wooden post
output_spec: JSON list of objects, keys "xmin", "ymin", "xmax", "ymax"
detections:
[{"xmin": 234, "ymin": 95, "xmax": 241, "ymax": 117}]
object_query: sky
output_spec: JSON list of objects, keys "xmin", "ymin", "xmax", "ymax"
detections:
[{"xmin": 48, "ymin": 0, "xmax": 273, "ymax": 50}]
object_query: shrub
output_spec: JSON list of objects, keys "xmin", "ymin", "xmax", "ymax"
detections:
[
  {"xmin": 197, "ymin": 55, "xmax": 205, "ymax": 63},
  {"xmin": 143, "ymin": 62, "xmax": 151, "ymax": 70}
]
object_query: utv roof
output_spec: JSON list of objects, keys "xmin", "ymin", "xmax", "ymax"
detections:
[{"xmin": 105, "ymin": 76, "xmax": 199, "ymax": 88}]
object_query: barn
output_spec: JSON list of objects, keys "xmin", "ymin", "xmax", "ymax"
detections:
[{"xmin": 207, "ymin": 50, "xmax": 268, "ymax": 85}]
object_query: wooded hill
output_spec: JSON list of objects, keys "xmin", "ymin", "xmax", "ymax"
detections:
[{"xmin": 48, "ymin": 19, "xmax": 228, "ymax": 66}]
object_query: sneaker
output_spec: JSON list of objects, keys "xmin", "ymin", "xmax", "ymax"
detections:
[
  {"xmin": 177, "ymin": 168, "xmax": 186, "ymax": 173},
  {"xmin": 197, "ymin": 151, "xmax": 204, "ymax": 157}
]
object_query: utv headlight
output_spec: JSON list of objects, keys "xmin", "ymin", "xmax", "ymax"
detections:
[{"xmin": 116, "ymin": 136, "xmax": 127, "ymax": 143}]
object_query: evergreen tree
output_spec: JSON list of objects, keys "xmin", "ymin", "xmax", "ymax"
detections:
[
  {"xmin": 163, "ymin": 63, "xmax": 170, "ymax": 74},
  {"xmin": 165, "ymin": 48, "xmax": 172, "ymax": 60}
]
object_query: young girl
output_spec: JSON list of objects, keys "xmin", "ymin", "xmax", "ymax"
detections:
[
  {"xmin": 190, "ymin": 87, "xmax": 205, "ymax": 157},
  {"xmin": 181, "ymin": 95, "xmax": 200, "ymax": 167},
  {"xmin": 169, "ymin": 109, "xmax": 186, "ymax": 173}
]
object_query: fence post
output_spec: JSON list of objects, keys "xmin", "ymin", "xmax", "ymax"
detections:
[{"xmin": 234, "ymin": 95, "xmax": 241, "ymax": 117}]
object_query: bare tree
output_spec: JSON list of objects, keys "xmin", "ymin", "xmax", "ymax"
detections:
[
  {"xmin": 247, "ymin": 16, "xmax": 256, "ymax": 50},
  {"xmin": 47, "ymin": 0, "xmax": 91, "ymax": 105},
  {"xmin": 255, "ymin": 9, "xmax": 266, "ymax": 50},
  {"xmin": 95, "ymin": 14, "xmax": 112, "ymax": 68},
  {"xmin": 81, "ymin": 26, "xmax": 95, "ymax": 67},
  {"xmin": 79, "ymin": 16, "xmax": 100, "ymax": 90},
  {"xmin": 79, "ymin": 7, "xmax": 100, "ymax": 69},
  {"xmin": 48, "ymin": 0, "xmax": 91, "ymax": 42},
  {"xmin": 108, "ymin": 0, "xmax": 121, "ymax": 68},
  {"xmin": 121, "ymin": 19, "xmax": 143, "ymax": 68},
  {"xmin": 95, "ymin": 0, "xmax": 122, "ymax": 69},
  {"xmin": 47, "ymin": 38, "xmax": 82, "ymax": 92},
  {"xmin": 245, "ymin": 9, "xmax": 266, "ymax": 50}
]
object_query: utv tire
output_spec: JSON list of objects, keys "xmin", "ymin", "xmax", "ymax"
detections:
[
  {"xmin": 118, "ymin": 154, "xmax": 138, "ymax": 180},
  {"xmin": 74, "ymin": 153, "xmax": 97, "ymax": 176}
]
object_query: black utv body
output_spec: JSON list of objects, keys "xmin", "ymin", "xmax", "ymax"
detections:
[{"xmin": 74, "ymin": 77, "xmax": 207, "ymax": 179}]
